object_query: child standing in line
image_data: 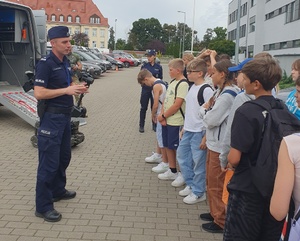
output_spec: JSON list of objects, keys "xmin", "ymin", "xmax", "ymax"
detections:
[
  {"xmin": 137, "ymin": 69, "xmax": 169, "ymax": 174},
  {"xmin": 177, "ymin": 59, "xmax": 214, "ymax": 204},
  {"xmin": 157, "ymin": 59, "xmax": 189, "ymax": 187},
  {"xmin": 199, "ymin": 59, "xmax": 239, "ymax": 233},
  {"xmin": 286, "ymin": 59, "xmax": 300, "ymax": 120},
  {"xmin": 224, "ymin": 58, "xmax": 285, "ymax": 241},
  {"xmin": 219, "ymin": 58, "xmax": 255, "ymax": 208}
]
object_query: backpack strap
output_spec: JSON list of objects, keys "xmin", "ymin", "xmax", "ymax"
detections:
[
  {"xmin": 173, "ymin": 79, "xmax": 189, "ymax": 119},
  {"xmin": 221, "ymin": 89, "xmax": 238, "ymax": 98},
  {"xmin": 197, "ymin": 84, "xmax": 213, "ymax": 106},
  {"xmin": 153, "ymin": 80, "xmax": 167, "ymax": 105}
]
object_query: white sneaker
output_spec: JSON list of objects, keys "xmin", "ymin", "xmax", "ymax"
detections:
[
  {"xmin": 152, "ymin": 162, "xmax": 169, "ymax": 173},
  {"xmin": 158, "ymin": 169, "xmax": 178, "ymax": 180},
  {"xmin": 183, "ymin": 193, "xmax": 206, "ymax": 204},
  {"xmin": 171, "ymin": 172, "xmax": 185, "ymax": 187},
  {"xmin": 145, "ymin": 152, "xmax": 162, "ymax": 163},
  {"xmin": 179, "ymin": 186, "xmax": 192, "ymax": 197}
]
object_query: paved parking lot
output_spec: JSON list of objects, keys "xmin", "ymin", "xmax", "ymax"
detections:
[{"xmin": 0, "ymin": 65, "xmax": 223, "ymax": 241}]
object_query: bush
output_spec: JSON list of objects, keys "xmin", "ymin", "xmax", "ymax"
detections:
[{"xmin": 279, "ymin": 70, "xmax": 294, "ymax": 89}]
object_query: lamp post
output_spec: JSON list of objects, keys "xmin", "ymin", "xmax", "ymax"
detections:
[
  {"xmin": 178, "ymin": 10, "xmax": 186, "ymax": 57},
  {"xmin": 191, "ymin": 0, "xmax": 195, "ymax": 53},
  {"xmin": 114, "ymin": 19, "xmax": 117, "ymax": 50}
]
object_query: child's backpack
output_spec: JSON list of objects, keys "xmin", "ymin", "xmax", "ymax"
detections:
[
  {"xmin": 194, "ymin": 83, "xmax": 213, "ymax": 106},
  {"xmin": 153, "ymin": 80, "xmax": 168, "ymax": 104},
  {"xmin": 249, "ymin": 98, "xmax": 300, "ymax": 198}
]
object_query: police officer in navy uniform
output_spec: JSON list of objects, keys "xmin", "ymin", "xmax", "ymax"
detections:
[
  {"xmin": 139, "ymin": 49, "xmax": 163, "ymax": 133},
  {"xmin": 34, "ymin": 26, "xmax": 88, "ymax": 222}
]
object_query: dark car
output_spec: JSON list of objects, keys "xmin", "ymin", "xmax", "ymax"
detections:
[
  {"xmin": 103, "ymin": 54, "xmax": 124, "ymax": 70},
  {"xmin": 84, "ymin": 51, "xmax": 112, "ymax": 70},
  {"xmin": 74, "ymin": 51, "xmax": 107, "ymax": 73},
  {"xmin": 81, "ymin": 62, "xmax": 102, "ymax": 79}
]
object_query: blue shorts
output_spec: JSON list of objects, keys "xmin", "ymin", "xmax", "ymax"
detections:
[{"xmin": 162, "ymin": 125, "xmax": 181, "ymax": 150}]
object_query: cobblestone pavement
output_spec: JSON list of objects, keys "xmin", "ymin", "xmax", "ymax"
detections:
[{"xmin": 0, "ymin": 65, "xmax": 223, "ymax": 241}]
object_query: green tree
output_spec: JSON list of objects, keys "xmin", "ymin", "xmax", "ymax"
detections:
[
  {"xmin": 208, "ymin": 39, "xmax": 235, "ymax": 57},
  {"xmin": 127, "ymin": 18, "xmax": 163, "ymax": 50},
  {"xmin": 116, "ymin": 39, "xmax": 126, "ymax": 50},
  {"xmin": 108, "ymin": 27, "xmax": 115, "ymax": 50},
  {"xmin": 72, "ymin": 33, "xmax": 89, "ymax": 47}
]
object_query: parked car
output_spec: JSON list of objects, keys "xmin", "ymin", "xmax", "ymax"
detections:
[
  {"xmin": 84, "ymin": 51, "xmax": 112, "ymax": 70},
  {"xmin": 81, "ymin": 62, "xmax": 102, "ymax": 79},
  {"xmin": 140, "ymin": 56, "xmax": 161, "ymax": 65},
  {"xmin": 112, "ymin": 51, "xmax": 141, "ymax": 66},
  {"xmin": 107, "ymin": 53, "xmax": 135, "ymax": 68},
  {"xmin": 74, "ymin": 51, "xmax": 107, "ymax": 73},
  {"xmin": 103, "ymin": 54, "xmax": 124, "ymax": 70}
]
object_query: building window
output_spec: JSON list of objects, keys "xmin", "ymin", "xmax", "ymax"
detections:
[
  {"xmin": 68, "ymin": 28, "xmax": 72, "ymax": 35},
  {"xmin": 241, "ymin": 3, "xmax": 248, "ymax": 17},
  {"xmin": 75, "ymin": 28, "xmax": 80, "ymax": 34},
  {"xmin": 75, "ymin": 16, "xmax": 80, "ymax": 23},
  {"xmin": 92, "ymin": 41, "xmax": 96, "ymax": 48},
  {"xmin": 251, "ymin": 0, "xmax": 257, "ymax": 7},
  {"xmin": 280, "ymin": 42, "xmax": 288, "ymax": 49},
  {"xmin": 249, "ymin": 16, "xmax": 256, "ymax": 32},
  {"xmin": 67, "ymin": 15, "xmax": 72, "ymax": 22},
  {"xmin": 100, "ymin": 41, "xmax": 104, "ymax": 48},
  {"xmin": 92, "ymin": 29, "xmax": 97, "ymax": 37},
  {"xmin": 240, "ymin": 24, "xmax": 246, "ymax": 38},
  {"xmin": 228, "ymin": 29, "xmax": 236, "ymax": 41},
  {"xmin": 269, "ymin": 43, "xmax": 275, "ymax": 50},
  {"xmin": 51, "ymin": 14, "xmax": 56, "ymax": 21},
  {"xmin": 293, "ymin": 39, "xmax": 300, "ymax": 47},
  {"xmin": 90, "ymin": 15, "xmax": 101, "ymax": 24},
  {"xmin": 286, "ymin": 0, "xmax": 300, "ymax": 23},
  {"xmin": 59, "ymin": 15, "xmax": 64, "ymax": 22},
  {"xmin": 100, "ymin": 29, "xmax": 105, "ymax": 37},
  {"xmin": 84, "ymin": 28, "xmax": 89, "ymax": 35}
]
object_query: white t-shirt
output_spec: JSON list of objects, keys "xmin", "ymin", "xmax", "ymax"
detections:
[{"xmin": 183, "ymin": 83, "xmax": 214, "ymax": 132}]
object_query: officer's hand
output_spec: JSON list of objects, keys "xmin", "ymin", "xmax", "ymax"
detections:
[{"xmin": 66, "ymin": 84, "xmax": 89, "ymax": 96}]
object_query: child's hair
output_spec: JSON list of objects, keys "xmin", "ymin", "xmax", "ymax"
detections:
[
  {"xmin": 254, "ymin": 52, "xmax": 273, "ymax": 59},
  {"xmin": 186, "ymin": 59, "xmax": 207, "ymax": 77},
  {"xmin": 214, "ymin": 59, "xmax": 235, "ymax": 92},
  {"xmin": 296, "ymin": 76, "xmax": 300, "ymax": 87},
  {"xmin": 292, "ymin": 59, "xmax": 300, "ymax": 71},
  {"xmin": 203, "ymin": 55, "xmax": 220, "ymax": 63},
  {"xmin": 168, "ymin": 58, "xmax": 185, "ymax": 72},
  {"xmin": 137, "ymin": 69, "xmax": 152, "ymax": 85},
  {"xmin": 242, "ymin": 58, "xmax": 282, "ymax": 91},
  {"xmin": 182, "ymin": 53, "xmax": 194, "ymax": 62},
  {"xmin": 218, "ymin": 54, "xmax": 231, "ymax": 60}
]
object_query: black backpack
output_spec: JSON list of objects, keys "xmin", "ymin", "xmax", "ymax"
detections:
[{"xmin": 248, "ymin": 98, "xmax": 300, "ymax": 198}]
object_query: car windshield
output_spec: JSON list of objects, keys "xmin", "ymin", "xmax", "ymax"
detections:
[
  {"xmin": 74, "ymin": 51, "xmax": 94, "ymax": 60},
  {"xmin": 105, "ymin": 55, "xmax": 115, "ymax": 61},
  {"xmin": 85, "ymin": 52, "xmax": 100, "ymax": 60}
]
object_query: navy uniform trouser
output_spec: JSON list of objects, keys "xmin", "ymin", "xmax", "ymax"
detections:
[
  {"xmin": 36, "ymin": 112, "xmax": 71, "ymax": 213},
  {"xmin": 139, "ymin": 89, "xmax": 153, "ymax": 128}
]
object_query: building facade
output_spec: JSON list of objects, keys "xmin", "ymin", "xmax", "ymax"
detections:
[
  {"xmin": 228, "ymin": 0, "xmax": 300, "ymax": 73},
  {"xmin": 8, "ymin": 0, "xmax": 109, "ymax": 48}
]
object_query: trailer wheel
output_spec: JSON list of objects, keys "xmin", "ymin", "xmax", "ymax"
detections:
[{"xmin": 30, "ymin": 135, "xmax": 38, "ymax": 148}]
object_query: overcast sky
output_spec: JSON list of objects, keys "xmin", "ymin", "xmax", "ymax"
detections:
[{"xmin": 94, "ymin": 0, "xmax": 232, "ymax": 41}]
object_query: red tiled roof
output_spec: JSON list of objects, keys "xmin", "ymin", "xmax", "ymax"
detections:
[{"xmin": 7, "ymin": 0, "xmax": 109, "ymax": 27}]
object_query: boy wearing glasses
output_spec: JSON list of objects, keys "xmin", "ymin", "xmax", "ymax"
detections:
[{"xmin": 176, "ymin": 58, "xmax": 214, "ymax": 204}]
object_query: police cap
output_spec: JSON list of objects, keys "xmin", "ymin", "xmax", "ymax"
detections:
[{"xmin": 48, "ymin": 26, "xmax": 70, "ymax": 40}]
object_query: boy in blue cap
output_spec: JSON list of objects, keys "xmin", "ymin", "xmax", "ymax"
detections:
[{"xmin": 34, "ymin": 26, "xmax": 88, "ymax": 222}]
